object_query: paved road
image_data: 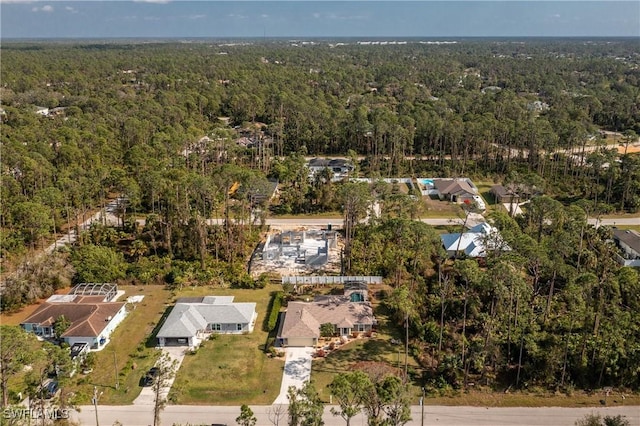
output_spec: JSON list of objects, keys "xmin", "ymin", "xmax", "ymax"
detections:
[
  {"xmin": 266, "ymin": 216, "xmax": 640, "ymax": 228},
  {"xmin": 588, "ymin": 217, "xmax": 640, "ymax": 227},
  {"xmin": 69, "ymin": 404, "xmax": 639, "ymax": 426}
]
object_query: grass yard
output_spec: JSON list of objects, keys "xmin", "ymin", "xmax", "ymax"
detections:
[
  {"xmin": 610, "ymin": 225, "xmax": 640, "ymax": 232},
  {"xmin": 420, "ymin": 197, "xmax": 465, "ymax": 218},
  {"xmin": 70, "ymin": 285, "xmax": 171, "ymax": 404},
  {"xmin": 311, "ymin": 304, "xmax": 423, "ymax": 401},
  {"xmin": 169, "ymin": 284, "xmax": 284, "ymax": 405},
  {"xmin": 426, "ymin": 390, "xmax": 640, "ymax": 408}
]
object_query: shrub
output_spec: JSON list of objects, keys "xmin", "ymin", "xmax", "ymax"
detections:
[
  {"xmin": 320, "ymin": 323, "xmax": 335, "ymax": 338},
  {"xmin": 267, "ymin": 292, "xmax": 284, "ymax": 332}
]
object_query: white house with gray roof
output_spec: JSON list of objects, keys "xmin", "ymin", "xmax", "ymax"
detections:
[{"xmin": 156, "ymin": 296, "xmax": 257, "ymax": 347}]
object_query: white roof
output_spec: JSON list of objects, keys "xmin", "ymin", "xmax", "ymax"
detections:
[{"xmin": 441, "ymin": 222, "xmax": 509, "ymax": 258}]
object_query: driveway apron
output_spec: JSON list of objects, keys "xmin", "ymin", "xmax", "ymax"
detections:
[{"xmin": 273, "ymin": 347, "xmax": 314, "ymax": 404}]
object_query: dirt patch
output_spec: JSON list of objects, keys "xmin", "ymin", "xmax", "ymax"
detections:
[
  {"xmin": 249, "ymin": 227, "xmax": 343, "ymax": 278},
  {"xmin": 422, "ymin": 196, "xmax": 464, "ymax": 216}
]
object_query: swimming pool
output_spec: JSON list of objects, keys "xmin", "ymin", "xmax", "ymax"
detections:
[{"xmin": 418, "ymin": 178, "xmax": 434, "ymax": 186}]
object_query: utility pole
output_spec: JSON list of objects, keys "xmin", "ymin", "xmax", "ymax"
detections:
[
  {"xmin": 421, "ymin": 387, "xmax": 425, "ymax": 426},
  {"xmin": 113, "ymin": 350, "xmax": 119, "ymax": 390},
  {"xmin": 404, "ymin": 311, "xmax": 409, "ymax": 379},
  {"xmin": 92, "ymin": 386, "xmax": 102, "ymax": 426}
]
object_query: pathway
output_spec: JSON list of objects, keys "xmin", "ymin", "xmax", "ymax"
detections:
[
  {"xmin": 273, "ymin": 347, "xmax": 315, "ymax": 404},
  {"xmin": 132, "ymin": 346, "xmax": 187, "ymax": 406}
]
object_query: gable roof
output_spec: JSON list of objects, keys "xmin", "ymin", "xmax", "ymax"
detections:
[
  {"xmin": 21, "ymin": 301, "xmax": 125, "ymax": 338},
  {"xmin": 279, "ymin": 303, "xmax": 322, "ymax": 339},
  {"xmin": 490, "ymin": 185, "xmax": 511, "ymax": 197},
  {"xmin": 156, "ymin": 296, "xmax": 256, "ymax": 338},
  {"xmin": 433, "ymin": 179, "xmax": 476, "ymax": 197},
  {"xmin": 279, "ymin": 297, "xmax": 375, "ymax": 340},
  {"xmin": 441, "ymin": 222, "xmax": 510, "ymax": 258},
  {"xmin": 613, "ymin": 229, "xmax": 640, "ymax": 254}
]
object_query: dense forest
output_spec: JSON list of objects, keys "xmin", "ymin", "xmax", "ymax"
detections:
[{"xmin": 1, "ymin": 39, "xmax": 639, "ymax": 394}]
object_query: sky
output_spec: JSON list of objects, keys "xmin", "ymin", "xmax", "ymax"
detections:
[{"xmin": 1, "ymin": 1, "xmax": 639, "ymax": 39}]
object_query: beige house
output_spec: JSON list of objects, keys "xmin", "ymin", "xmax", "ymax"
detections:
[{"xmin": 277, "ymin": 286, "xmax": 375, "ymax": 347}]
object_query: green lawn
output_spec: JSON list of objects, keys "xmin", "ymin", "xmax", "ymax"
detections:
[
  {"xmin": 426, "ymin": 390, "xmax": 640, "ymax": 407},
  {"xmin": 311, "ymin": 305, "xmax": 423, "ymax": 401},
  {"xmin": 169, "ymin": 284, "xmax": 284, "ymax": 405},
  {"xmin": 71, "ymin": 285, "xmax": 171, "ymax": 404}
]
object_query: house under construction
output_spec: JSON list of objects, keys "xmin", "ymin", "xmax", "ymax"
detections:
[{"xmin": 262, "ymin": 229, "xmax": 338, "ymax": 266}]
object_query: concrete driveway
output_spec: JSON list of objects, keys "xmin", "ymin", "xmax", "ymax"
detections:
[
  {"xmin": 273, "ymin": 347, "xmax": 314, "ymax": 404},
  {"xmin": 133, "ymin": 346, "xmax": 187, "ymax": 405}
]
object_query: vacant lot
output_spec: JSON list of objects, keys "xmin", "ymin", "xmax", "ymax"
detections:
[{"xmin": 169, "ymin": 284, "xmax": 284, "ymax": 405}]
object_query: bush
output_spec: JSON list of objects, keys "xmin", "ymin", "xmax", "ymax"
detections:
[
  {"xmin": 267, "ymin": 292, "xmax": 284, "ymax": 332},
  {"xmin": 320, "ymin": 323, "xmax": 335, "ymax": 338}
]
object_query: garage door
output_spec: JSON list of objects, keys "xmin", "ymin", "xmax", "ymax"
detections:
[
  {"xmin": 164, "ymin": 337, "xmax": 189, "ymax": 346},
  {"xmin": 286, "ymin": 337, "xmax": 315, "ymax": 347}
]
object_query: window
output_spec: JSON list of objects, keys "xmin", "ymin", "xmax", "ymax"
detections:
[
  {"xmin": 210, "ymin": 324, "xmax": 221, "ymax": 331},
  {"xmin": 237, "ymin": 324, "xmax": 243, "ymax": 331}
]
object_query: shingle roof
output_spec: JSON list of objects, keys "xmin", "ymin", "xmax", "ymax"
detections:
[
  {"xmin": 21, "ymin": 301, "xmax": 125, "ymax": 338},
  {"xmin": 433, "ymin": 179, "xmax": 476, "ymax": 197},
  {"xmin": 279, "ymin": 297, "xmax": 375, "ymax": 340},
  {"xmin": 279, "ymin": 303, "xmax": 322, "ymax": 339},
  {"xmin": 156, "ymin": 297, "xmax": 256, "ymax": 338}
]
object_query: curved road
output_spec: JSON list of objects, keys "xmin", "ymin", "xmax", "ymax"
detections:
[{"xmin": 70, "ymin": 404, "xmax": 639, "ymax": 426}]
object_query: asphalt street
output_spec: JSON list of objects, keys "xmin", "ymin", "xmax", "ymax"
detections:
[{"xmin": 69, "ymin": 403, "xmax": 640, "ymax": 426}]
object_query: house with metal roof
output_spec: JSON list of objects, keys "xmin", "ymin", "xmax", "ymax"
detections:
[
  {"xmin": 440, "ymin": 222, "xmax": 511, "ymax": 258},
  {"xmin": 156, "ymin": 296, "xmax": 257, "ymax": 348},
  {"xmin": 612, "ymin": 229, "xmax": 640, "ymax": 267}
]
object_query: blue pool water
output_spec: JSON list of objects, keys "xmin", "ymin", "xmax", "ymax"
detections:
[
  {"xmin": 350, "ymin": 293, "xmax": 365, "ymax": 302},
  {"xmin": 418, "ymin": 179, "xmax": 434, "ymax": 186}
]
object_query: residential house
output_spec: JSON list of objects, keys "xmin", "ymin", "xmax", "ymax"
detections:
[
  {"xmin": 20, "ymin": 295, "xmax": 127, "ymax": 350},
  {"xmin": 35, "ymin": 106, "xmax": 50, "ymax": 116},
  {"xmin": 490, "ymin": 184, "xmax": 520, "ymax": 204},
  {"xmin": 156, "ymin": 296, "xmax": 257, "ymax": 348},
  {"xmin": 433, "ymin": 178, "xmax": 485, "ymax": 210},
  {"xmin": 307, "ymin": 158, "xmax": 354, "ymax": 181},
  {"xmin": 612, "ymin": 229, "xmax": 640, "ymax": 267},
  {"xmin": 433, "ymin": 179, "xmax": 476, "ymax": 203},
  {"xmin": 440, "ymin": 222, "xmax": 510, "ymax": 258},
  {"xmin": 277, "ymin": 283, "xmax": 375, "ymax": 347}
]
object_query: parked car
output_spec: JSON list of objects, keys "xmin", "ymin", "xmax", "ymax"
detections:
[
  {"xmin": 43, "ymin": 381, "xmax": 58, "ymax": 399},
  {"xmin": 141, "ymin": 367, "xmax": 160, "ymax": 387}
]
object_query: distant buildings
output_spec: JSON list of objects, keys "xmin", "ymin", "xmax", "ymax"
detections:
[
  {"xmin": 440, "ymin": 222, "xmax": 510, "ymax": 258},
  {"xmin": 307, "ymin": 158, "xmax": 354, "ymax": 181}
]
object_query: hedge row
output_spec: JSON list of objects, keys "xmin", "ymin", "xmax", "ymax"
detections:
[{"xmin": 267, "ymin": 291, "xmax": 285, "ymax": 332}]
